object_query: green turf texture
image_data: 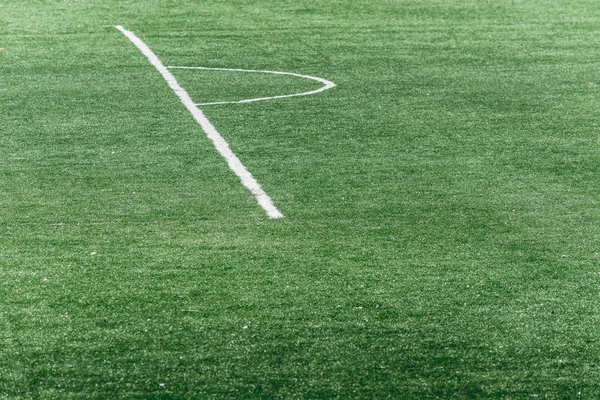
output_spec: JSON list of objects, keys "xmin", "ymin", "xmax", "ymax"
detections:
[{"xmin": 2, "ymin": 0, "xmax": 600, "ymax": 398}]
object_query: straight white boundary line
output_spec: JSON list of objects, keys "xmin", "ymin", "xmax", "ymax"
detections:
[
  {"xmin": 115, "ymin": 25, "xmax": 284, "ymax": 219},
  {"xmin": 167, "ymin": 66, "xmax": 336, "ymax": 106}
]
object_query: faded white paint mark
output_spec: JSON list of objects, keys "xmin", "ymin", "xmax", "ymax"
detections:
[{"xmin": 167, "ymin": 66, "xmax": 336, "ymax": 106}]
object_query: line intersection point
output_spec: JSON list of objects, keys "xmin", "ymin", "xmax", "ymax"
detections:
[{"xmin": 115, "ymin": 25, "xmax": 284, "ymax": 219}]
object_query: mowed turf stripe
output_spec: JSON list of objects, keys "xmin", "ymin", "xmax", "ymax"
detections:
[{"xmin": 115, "ymin": 25, "xmax": 284, "ymax": 219}]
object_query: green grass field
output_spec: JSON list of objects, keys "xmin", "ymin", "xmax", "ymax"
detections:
[{"xmin": 3, "ymin": 0, "xmax": 600, "ymax": 398}]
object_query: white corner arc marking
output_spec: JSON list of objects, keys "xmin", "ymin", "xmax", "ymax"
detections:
[
  {"xmin": 115, "ymin": 25, "xmax": 284, "ymax": 219},
  {"xmin": 167, "ymin": 66, "xmax": 336, "ymax": 106}
]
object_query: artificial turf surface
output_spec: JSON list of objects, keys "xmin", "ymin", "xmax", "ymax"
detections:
[{"xmin": 2, "ymin": 0, "xmax": 600, "ymax": 398}]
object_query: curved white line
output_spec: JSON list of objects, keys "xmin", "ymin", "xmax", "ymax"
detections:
[{"xmin": 166, "ymin": 66, "xmax": 336, "ymax": 105}]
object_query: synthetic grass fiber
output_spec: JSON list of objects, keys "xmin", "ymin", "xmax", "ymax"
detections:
[{"xmin": 2, "ymin": 0, "xmax": 600, "ymax": 398}]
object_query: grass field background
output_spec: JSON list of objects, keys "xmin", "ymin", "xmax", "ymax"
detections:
[{"xmin": 2, "ymin": 0, "xmax": 600, "ymax": 397}]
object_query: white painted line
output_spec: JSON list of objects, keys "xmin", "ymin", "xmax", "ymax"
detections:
[
  {"xmin": 167, "ymin": 66, "xmax": 336, "ymax": 106},
  {"xmin": 115, "ymin": 25, "xmax": 284, "ymax": 219}
]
